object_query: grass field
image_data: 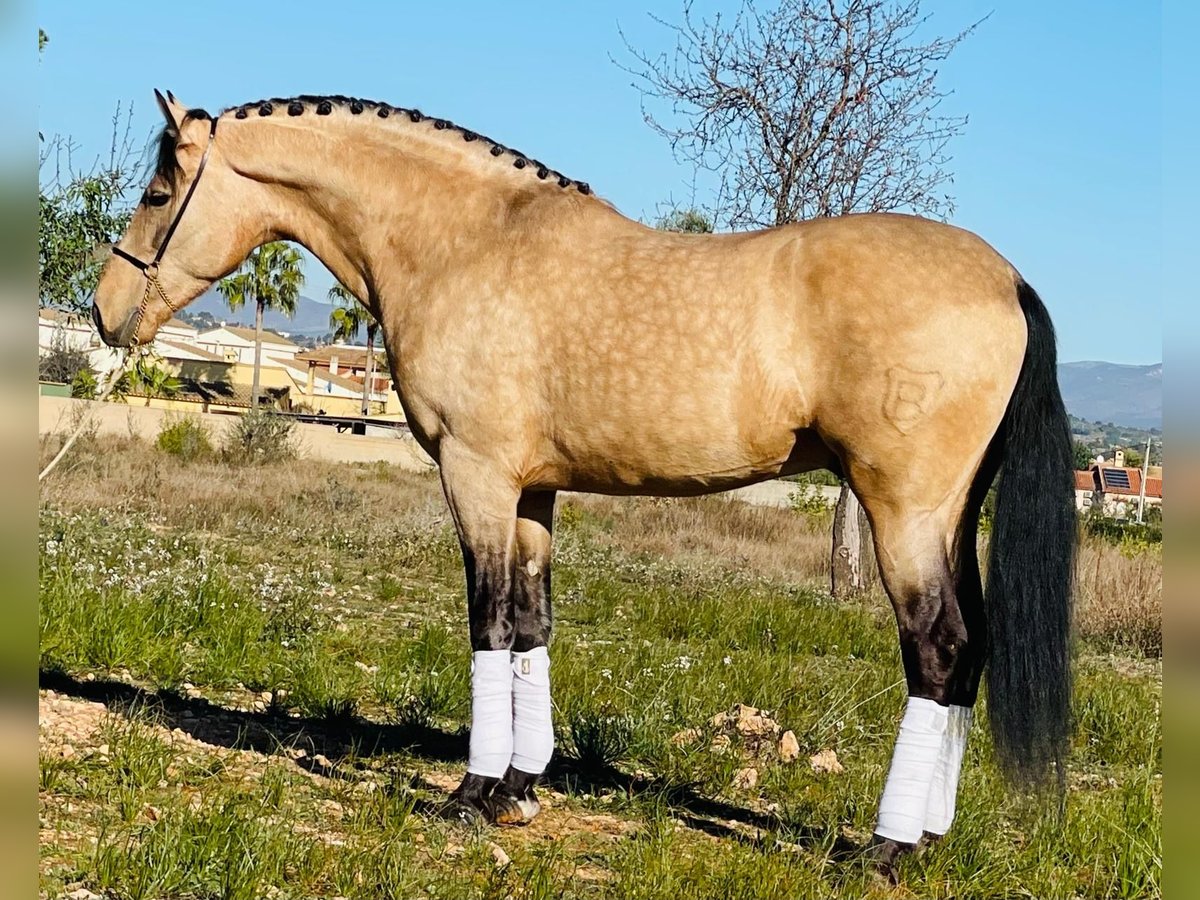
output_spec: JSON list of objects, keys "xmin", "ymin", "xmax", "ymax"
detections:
[{"xmin": 38, "ymin": 433, "xmax": 1162, "ymax": 899}]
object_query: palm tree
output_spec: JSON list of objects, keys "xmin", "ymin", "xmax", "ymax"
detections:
[
  {"xmin": 328, "ymin": 282, "xmax": 380, "ymax": 417},
  {"xmin": 216, "ymin": 242, "xmax": 305, "ymax": 407},
  {"xmin": 128, "ymin": 360, "xmax": 180, "ymax": 406}
]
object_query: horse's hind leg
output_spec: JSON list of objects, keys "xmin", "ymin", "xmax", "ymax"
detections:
[
  {"xmin": 437, "ymin": 448, "xmax": 521, "ymax": 824},
  {"xmin": 923, "ymin": 486, "xmax": 990, "ymax": 842},
  {"xmin": 867, "ymin": 502, "xmax": 981, "ymax": 877},
  {"xmin": 487, "ymin": 490, "xmax": 556, "ymax": 825}
]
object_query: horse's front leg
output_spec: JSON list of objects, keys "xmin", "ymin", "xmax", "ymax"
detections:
[
  {"xmin": 438, "ymin": 448, "xmax": 521, "ymax": 824},
  {"xmin": 487, "ymin": 489, "xmax": 556, "ymax": 825}
]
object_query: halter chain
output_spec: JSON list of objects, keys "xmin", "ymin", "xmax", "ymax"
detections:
[{"xmin": 126, "ymin": 265, "xmax": 182, "ymax": 348}]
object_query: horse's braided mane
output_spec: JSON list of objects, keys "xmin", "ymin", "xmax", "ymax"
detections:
[{"xmin": 171, "ymin": 95, "xmax": 592, "ymax": 196}]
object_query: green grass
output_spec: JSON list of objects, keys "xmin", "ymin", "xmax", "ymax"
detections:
[{"xmin": 38, "ymin": 440, "xmax": 1161, "ymax": 899}]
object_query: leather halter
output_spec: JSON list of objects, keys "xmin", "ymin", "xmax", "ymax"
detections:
[{"xmin": 110, "ymin": 115, "xmax": 219, "ymax": 345}]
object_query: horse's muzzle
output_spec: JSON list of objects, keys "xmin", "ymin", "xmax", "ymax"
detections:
[{"xmin": 92, "ymin": 302, "xmax": 139, "ymax": 348}]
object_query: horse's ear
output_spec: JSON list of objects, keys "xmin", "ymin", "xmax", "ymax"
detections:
[{"xmin": 154, "ymin": 88, "xmax": 188, "ymax": 137}]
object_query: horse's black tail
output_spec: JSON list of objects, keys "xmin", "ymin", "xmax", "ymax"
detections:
[{"xmin": 983, "ymin": 280, "xmax": 1076, "ymax": 785}]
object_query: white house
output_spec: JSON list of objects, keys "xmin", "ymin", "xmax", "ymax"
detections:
[
  {"xmin": 195, "ymin": 325, "xmax": 299, "ymax": 367},
  {"xmin": 39, "ymin": 307, "xmax": 129, "ymax": 378},
  {"xmin": 157, "ymin": 318, "xmax": 201, "ymax": 343},
  {"xmin": 40, "ymin": 306, "xmax": 235, "ymax": 383},
  {"xmin": 40, "ymin": 306, "xmax": 102, "ymax": 363}
]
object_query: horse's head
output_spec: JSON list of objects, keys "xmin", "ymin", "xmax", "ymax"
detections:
[{"xmin": 93, "ymin": 91, "xmax": 264, "ymax": 347}]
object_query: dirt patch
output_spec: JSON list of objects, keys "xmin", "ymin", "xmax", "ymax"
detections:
[{"xmin": 38, "ymin": 687, "xmax": 638, "ymax": 851}]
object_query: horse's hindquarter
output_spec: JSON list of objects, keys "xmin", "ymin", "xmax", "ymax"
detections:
[{"xmin": 786, "ymin": 215, "xmax": 1028, "ymax": 513}]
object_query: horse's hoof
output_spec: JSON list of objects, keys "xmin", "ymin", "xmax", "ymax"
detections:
[
  {"xmin": 919, "ymin": 831, "xmax": 945, "ymax": 854},
  {"xmin": 486, "ymin": 789, "xmax": 541, "ymax": 825},
  {"xmin": 485, "ymin": 766, "xmax": 542, "ymax": 826},
  {"xmin": 438, "ymin": 796, "xmax": 486, "ymax": 826},
  {"xmin": 441, "ymin": 771, "xmax": 500, "ymax": 826},
  {"xmin": 867, "ymin": 834, "xmax": 914, "ymax": 886}
]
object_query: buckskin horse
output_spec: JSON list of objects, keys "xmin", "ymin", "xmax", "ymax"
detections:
[{"xmin": 93, "ymin": 92, "xmax": 1075, "ymax": 876}]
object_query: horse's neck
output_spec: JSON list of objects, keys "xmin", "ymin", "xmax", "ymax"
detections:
[{"xmin": 229, "ymin": 117, "xmax": 609, "ymax": 313}]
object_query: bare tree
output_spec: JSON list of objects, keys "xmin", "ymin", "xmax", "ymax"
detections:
[{"xmin": 622, "ymin": 0, "xmax": 978, "ymax": 598}]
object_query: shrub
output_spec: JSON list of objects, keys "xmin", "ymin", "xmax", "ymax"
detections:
[
  {"xmin": 567, "ymin": 706, "xmax": 635, "ymax": 770},
  {"xmin": 781, "ymin": 468, "xmax": 841, "ymax": 486},
  {"xmin": 788, "ymin": 484, "xmax": 832, "ymax": 524},
  {"xmin": 155, "ymin": 416, "xmax": 213, "ymax": 462},
  {"xmin": 221, "ymin": 409, "xmax": 298, "ymax": 465},
  {"xmin": 70, "ymin": 368, "xmax": 98, "ymax": 399},
  {"xmin": 1083, "ymin": 506, "xmax": 1162, "ymax": 547}
]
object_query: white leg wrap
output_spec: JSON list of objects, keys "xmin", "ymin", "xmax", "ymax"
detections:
[
  {"xmin": 467, "ymin": 650, "xmax": 514, "ymax": 778},
  {"xmin": 924, "ymin": 705, "xmax": 973, "ymax": 835},
  {"xmin": 510, "ymin": 646, "xmax": 553, "ymax": 775},
  {"xmin": 875, "ymin": 697, "xmax": 949, "ymax": 845}
]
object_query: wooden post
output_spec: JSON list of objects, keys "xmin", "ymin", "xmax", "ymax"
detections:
[
  {"xmin": 831, "ymin": 483, "xmax": 871, "ymax": 599},
  {"xmin": 250, "ymin": 299, "xmax": 264, "ymax": 408}
]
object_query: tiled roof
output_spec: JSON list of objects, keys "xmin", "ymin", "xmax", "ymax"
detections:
[
  {"xmin": 125, "ymin": 379, "xmax": 289, "ymax": 408},
  {"xmin": 1094, "ymin": 466, "xmax": 1163, "ymax": 498},
  {"xmin": 294, "ymin": 344, "xmax": 387, "ymax": 370},
  {"xmin": 199, "ymin": 325, "xmax": 297, "ymax": 347},
  {"xmin": 157, "ymin": 339, "xmax": 227, "ymax": 363},
  {"xmin": 39, "ymin": 307, "xmax": 85, "ymax": 325},
  {"xmin": 1074, "ymin": 471, "xmax": 1097, "ymax": 492},
  {"xmin": 41, "ymin": 307, "xmax": 194, "ymax": 334}
]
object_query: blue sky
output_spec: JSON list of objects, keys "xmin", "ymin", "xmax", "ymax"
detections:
[{"xmin": 38, "ymin": 1, "xmax": 1168, "ymax": 364}]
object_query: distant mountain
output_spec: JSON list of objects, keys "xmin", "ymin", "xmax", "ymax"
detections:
[
  {"xmin": 186, "ymin": 290, "xmax": 339, "ymax": 338},
  {"xmin": 1057, "ymin": 361, "xmax": 1162, "ymax": 431}
]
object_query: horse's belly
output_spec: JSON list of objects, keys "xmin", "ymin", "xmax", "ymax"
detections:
[
  {"xmin": 561, "ymin": 460, "xmax": 777, "ymax": 497},
  {"xmin": 543, "ymin": 421, "xmax": 829, "ymax": 497}
]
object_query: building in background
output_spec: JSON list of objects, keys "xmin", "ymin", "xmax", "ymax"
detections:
[
  {"xmin": 283, "ymin": 345, "xmax": 400, "ymax": 417},
  {"xmin": 39, "ymin": 308, "xmax": 404, "ymax": 420},
  {"xmin": 39, "ymin": 307, "xmax": 200, "ymax": 379},
  {"xmin": 1076, "ymin": 456, "xmax": 1163, "ymax": 519}
]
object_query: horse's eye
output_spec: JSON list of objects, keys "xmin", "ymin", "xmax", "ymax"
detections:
[{"xmin": 146, "ymin": 191, "xmax": 170, "ymax": 207}]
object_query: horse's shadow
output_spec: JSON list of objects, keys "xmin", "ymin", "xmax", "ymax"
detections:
[{"xmin": 38, "ymin": 668, "xmax": 856, "ymax": 856}]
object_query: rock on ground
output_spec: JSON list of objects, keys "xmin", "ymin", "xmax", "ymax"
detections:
[
  {"xmin": 809, "ymin": 748, "xmax": 844, "ymax": 775},
  {"xmin": 778, "ymin": 730, "xmax": 800, "ymax": 763}
]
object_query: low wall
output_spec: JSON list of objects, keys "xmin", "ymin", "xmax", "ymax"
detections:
[{"xmin": 38, "ymin": 395, "xmax": 436, "ymax": 473}]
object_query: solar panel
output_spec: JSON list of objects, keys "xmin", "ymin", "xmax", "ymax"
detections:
[{"xmin": 1103, "ymin": 468, "xmax": 1131, "ymax": 490}]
